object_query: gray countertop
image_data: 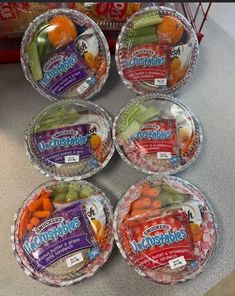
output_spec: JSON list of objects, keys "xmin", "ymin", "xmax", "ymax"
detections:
[{"xmin": 0, "ymin": 16, "xmax": 235, "ymax": 296}]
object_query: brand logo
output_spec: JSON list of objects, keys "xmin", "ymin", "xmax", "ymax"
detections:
[
  {"xmin": 40, "ymin": 53, "xmax": 78, "ymax": 87},
  {"xmin": 143, "ymin": 224, "xmax": 170, "ymax": 236},
  {"xmin": 37, "ymin": 133, "xmax": 89, "ymax": 152},
  {"xmin": 132, "ymin": 129, "xmax": 172, "ymax": 141},
  {"xmin": 23, "ymin": 217, "xmax": 81, "ymax": 255},
  {"xmin": 130, "ymin": 227, "xmax": 188, "ymax": 254}
]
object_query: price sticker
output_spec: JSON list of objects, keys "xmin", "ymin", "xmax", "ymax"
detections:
[
  {"xmin": 64, "ymin": 155, "xmax": 80, "ymax": 163},
  {"xmin": 168, "ymin": 256, "xmax": 187, "ymax": 270},
  {"xmin": 157, "ymin": 152, "xmax": 172, "ymax": 159},
  {"xmin": 66, "ymin": 252, "xmax": 84, "ymax": 267}
]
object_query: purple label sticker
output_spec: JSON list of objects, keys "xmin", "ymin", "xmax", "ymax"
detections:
[
  {"xmin": 22, "ymin": 202, "xmax": 97, "ymax": 272},
  {"xmin": 39, "ymin": 42, "xmax": 88, "ymax": 96},
  {"xmin": 33, "ymin": 124, "xmax": 93, "ymax": 166}
]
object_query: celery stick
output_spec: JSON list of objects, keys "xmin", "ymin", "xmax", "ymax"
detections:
[
  {"xmin": 119, "ymin": 103, "xmax": 146, "ymax": 132},
  {"xmin": 129, "ymin": 26, "xmax": 156, "ymax": 38},
  {"xmin": 132, "ymin": 34, "xmax": 158, "ymax": 47},
  {"xmin": 133, "ymin": 14, "xmax": 162, "ymax": 30},
  {"xmin": 137, "ymin": 107, "xmax": 160, "ymax": 124},
  {"xmin": 121, "ymin": 120, "xmax": 140, "ymax": 141},
  {"xmin": 28, "ymin": 41, "xmax": 43, "ymax": 81}
]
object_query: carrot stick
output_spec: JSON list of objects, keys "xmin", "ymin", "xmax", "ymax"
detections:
[
  {"xmin": 141, "ymin": 187, "xmax": 160, "ymax": 198},
  {"xmin": 33, "ymin": 211, "xmax": 50, "ymax": 218},
  {"xmin": 18, "ymin": 208, "xmax": 31, "ymax": 239},
  {"xmin": 130, "ymin": 208, "xmax": 151, "ymax": 218},
  {"xmin": 151, "ymin": 200, "xmax": 161, "ymax": 209},
  {"xmin": 28, "ymin": 197, "xmax": 43, "ymax": 212},
  {"xmin": 27, "ymin": 224, "xmax": 34, "ymax": 231},
  {"xmin": 30, "ymin": 217, "xmax": 40, "ymax": 226},
  {"xmin": 42, "ymin": 197, "xmax": 54, "ymax": 212},
  {"xmin": 131, "ymin": 197, "xmax": 151, "ymax": 210}
]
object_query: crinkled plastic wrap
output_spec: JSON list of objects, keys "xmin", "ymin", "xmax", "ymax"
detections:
[
  {"xmin": 113, "ymin": 93, "xmax": 202, "ymax": 175},
  {"xmin": 21, "ymin": 8, "xmax": 110, "ymax": 101},
  {"xmin": 11, "ymin": 180, "xmax": 114, "ymax": 286},
  {"xmin": 25, "ymin": 99, "xmax": 115, "ymax": 180},
  {"xmin": 116, "ymin": 6, "xmax": 199, "ymax": 95},
  {"xmin": 114, "ymin": 176, "xmax": 217, "ymax": 284}
]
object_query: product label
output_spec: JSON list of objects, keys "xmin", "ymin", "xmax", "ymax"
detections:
[
  {"xmin": 95, "ymin": 2, "xmax": 128, "ymax": 20},
  {"xmin": 122, "ymin": 44, "xmax": 170, "ymax": 82},
  {"xmin": 34, "ymin": 124, "xmax": 93, "ymax": 166},
  {"xmin": 131, "ymin": 119, "xmax": 178, "ymax": 157},
  {"xmin": 126, "ymin": 211, "xmax": 194, "ymax": 269},
  {"xmin": 39, "ymin": 42, "xmax": 88, "ymax": 96},
  {"xmin": 168, "ymin": 256, "xmax": 186, "ymax": 270},
  {"xmin": 22, "ymin": 202, "xmax": 97, "ymax": 272}
]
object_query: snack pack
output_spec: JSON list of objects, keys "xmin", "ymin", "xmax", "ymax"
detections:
[
  {"xmin": 21, "ymin": 8, "xmax": 110, "ymax": 100},
  {"xmin": 116, "ymin": 6, "xmax": 199, "ymax": 95},
  {"xmin": 25, "ymin": 99, "xmax": 114, "ymax": 180},
  {"xmin": 114, "ymin": 176, "xmax": 217, "ymax": 284},
  {"xmin": 11, "ymin": 180, "xmax": 114, "ymax": 286},
  {"xmin": 113, "ymin": 94, "xmax": 202, "ymax": 175}
]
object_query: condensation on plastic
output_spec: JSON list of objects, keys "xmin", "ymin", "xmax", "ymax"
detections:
[
  {"xmin": 115, "ymin": 6, "xmax": 199, "ymax": 95},
  {"xmin": 21, "ymin": 8, "xmax": 111, "ymax": 101},
  {"xmin": 25, "ymin": 99, "xmax": 115, "ymax": 180},
  {"xmin": 113, "ymin": 175, "xmax": 217, "ymax": 284},
  {"xmin": 11, "ymin": 179, "xmax": 114, "ymax": 287},
  {"xmin": 113, "ymin": 93, "xmax": 203, "ymax": 176}
]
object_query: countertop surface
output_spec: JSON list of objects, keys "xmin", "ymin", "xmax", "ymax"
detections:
[{"xmin": 0, "ymin": 15, "xmax": 235, "ymax": 296}]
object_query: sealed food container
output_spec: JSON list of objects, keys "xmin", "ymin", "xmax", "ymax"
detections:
[
  {"xmin": 116, "ymin": 6, "xmax": 199, "ymax": 95},
  {"xmin": 11, "ymin": 180, "xmax": 114, "ymax": 286},
  {"xmin": 113, "ymin": 94, "xmax": 202, "ymax": 175},
  {"xmin": 114, "ymin": 175, "xmax": 217, "ymax": 284},
  {"xmin": 21, "ymin": 8, "xmax": 110, "ymax": 100},
  {"xmin": 25, "ymin": 99, "xmax": 114, "ymax": 180}
]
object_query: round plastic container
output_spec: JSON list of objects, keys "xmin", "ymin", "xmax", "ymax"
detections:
[
  {"xmin": 25, "ymin": 99, "xmax": 115, "ymax": 180},
  {"xmin": 11, "ymin": 180, "xmax": 114, "ymax": 286},
  {"xmin": 113, "ymin": 94, "xmax": 202, "ymax": 175},
  {"xmin": 116, "ymin": 6, "xmax": 199, "ymax": 95},
  {"xmin": 114, "ymin": 175, "xmax": 217, "ymax": 284},
  {"xmin": 21, "ymin": 8, "xmax": 110, "ymax": 100}
]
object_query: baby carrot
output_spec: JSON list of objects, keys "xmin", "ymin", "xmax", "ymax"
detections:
[
  {"xmin": 42, "ymin": 197, "xmax": 54, "ymax": 212},
  {"xmin": 130, "ymin": 208, "xmax": 150, "ymax": 218},
  {"xmin": 26, "ymin": 224, "xmax": 34, "ymax": 231},
  {"xmin": 28, "ymin": 197, "xmax": 43, "ymax": 212},
  {"xmin": 33, "ymin": 210, "xmax": 50, "ymax": 219},
  {"xmin": 30, "ymin": 217, "xmax": 40, "ymax": 226},
  {"xmin": 18, "ymin": 208, "xmax": 31, "ymax": 239},
  {"xmin": 151, "ymin": 200, "xmax": 161, "ymax": 209},
  {"xmin": 131, "ymin": 197, "xmax": 151, "ymax": 210},
  {"xmin": 141, "ymin": 187, "xmax": 160, "ymax": 198}
]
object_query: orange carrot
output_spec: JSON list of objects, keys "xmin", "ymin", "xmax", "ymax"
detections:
[
  {"xmin": 141, "ymin": 187, "xmax": 160, "ymax": 198},
  {"xmin": 131, "ymin": 197, "xmax": 151, "ymax": 210},
  {"xmin": 18, "ymin": 208, "xmax": 31, "ymax": 239},
  {"xmin": 28, "ymin": 197, "xmax": 43, "ymax": 212},
  {"xmin": 33, "ymin": 211, "xmax": 50, "ymax": 218},
  {"xmin": 151, "ymin": 200, "xmax": 161, "ymax": 209},
  {"xmin": 42, "ymin": 197, "xmax": 54, "ymax": 212},
  {"xmin": 26, "ymin": 224, "xmax": 34, "ymax": 231},
  {"xmin": 130, "ymin": 208, "xmax": 151, "ymax": 218},
  {"xmin": 30, "ymin": 217, "xmax": 40, "ymax": 226}
]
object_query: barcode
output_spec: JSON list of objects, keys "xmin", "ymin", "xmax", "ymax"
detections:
[
  {"xmin": 64, "ymin": 155, "xmax": 80, "ymax": 163},
  {"xmin": 77, "ymin": 81, "xmax": 89, "ymax": 94},
  {"xmin": 168, "ymin": 256, "xmax": 186, "ymax": 270},
  {"xmin": 66, "ymin": 253, "xmax": 84, "ymax": 267},
  {"xmin": 154, "ymin": 78, "xmax": 167, "ymax": 86}
]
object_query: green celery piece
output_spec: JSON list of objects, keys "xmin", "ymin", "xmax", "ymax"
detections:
[
  {"xmin": 129, "ymin": 26, "xmax": 156, "ymax": 38},
  {"xmin": 121, "ymin": 120, "xmax": 140, "ymax": 141},
  {"xmin": 28, "ymin": 41, "xmax": 43, "ymax": 81},
  {"xmin": 53, "ymin": 192, "xmax": 67, "ymax": 203},
  {"xmin": 131, "ymin": 34, "xmax": 158, "ymax": 47},
  {"xmin": 155, "ymin": 191, "xmax": 172, "ymax": 207},
  {"xmin": 66, "ymin": 191, "xmax": 79, "ymax": 202},
  {"xmin": 136, "ymin": 107, "xmax": 160, "ymax": 125},
  {"xmin": 55, "ymin": 183, "xmax": 68, "ymax": 193},
  {"xmin": 68, "ymin": 182, "xmax": 82, "ymax": 193},
  {"xmin": 161, "ymin": 183, "xmax": 180, "ymax": 195},
  {"xmin": 133, "ymin": 13, "xmax": 162, "ymax": 29},
  {"xmin": 118, "ymin": 103, "xmax": 146, "ymax": 132},
  {"xmin": 172, "ymin": 193, "xmax": 191, "ymax": 204},
  {"xmin": 79, "ymin": 187, "xmax": 94, "ymax": 198}
]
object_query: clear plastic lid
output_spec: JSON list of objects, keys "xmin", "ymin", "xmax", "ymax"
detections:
[
  {"xmin": 21, "ymin": 8, "xmax": 110, "ymax": 100},
  {"xmin": 25, "ymin": 99, "xmax": 114, "ymax": 180},
  {"xmin": 114, "ymin": 175, "xmax": 217, "ymax": 284},
  {"xmin": 11, "ymin": 180, "xmax": 114, "ymax": 286},
  {"xmin": 113, "ymin": 94, "xmax": 202, "ymax": 175},
  {"xmin": 116, "ymin": 6, "xmax": 199, "ymax": 95}
]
